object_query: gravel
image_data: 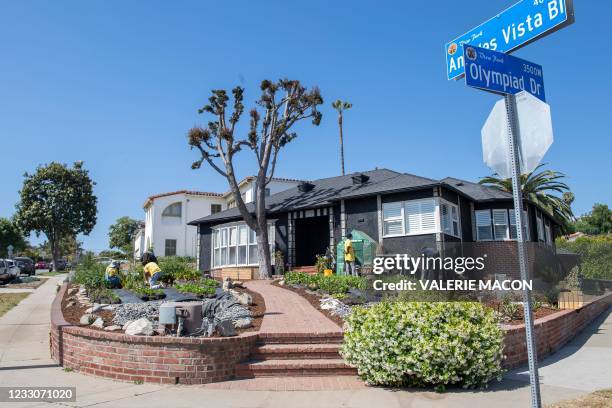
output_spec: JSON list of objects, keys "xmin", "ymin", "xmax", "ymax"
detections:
[
  {"xmin": 113, "ymin": 301, "xmax": 162, "ymax": 325},
  {"xmin": 319, "ymin": 297, "xmax": 352, "ymax": 318}
]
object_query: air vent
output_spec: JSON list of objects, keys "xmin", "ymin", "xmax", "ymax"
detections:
[
  {"xmin": 455, "ymin": 182, "xmax": 464, "ymax": 186},
  {"xmin": 298, "ymin": 182, "xmax": 315, "ymax": 192},
  {"xmin": 352, "ymin": 173, "xmax": 370, "ymax": 185}
]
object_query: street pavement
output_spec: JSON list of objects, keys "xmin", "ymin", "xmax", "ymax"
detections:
[{"xmin": 0, "ymin": 275, "xmax": 609, "ymax": 408}]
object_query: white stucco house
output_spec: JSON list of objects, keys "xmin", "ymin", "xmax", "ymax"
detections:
[{"xmin": 135, "ymin": 177, "xmax": 302, "ymax": 259}]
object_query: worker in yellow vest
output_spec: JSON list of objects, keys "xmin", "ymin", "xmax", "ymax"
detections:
[{"xmin": 344, "ymin": 233, "xmax": 356, "ymax": 276}]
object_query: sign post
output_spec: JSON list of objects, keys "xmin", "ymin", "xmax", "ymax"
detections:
[{"xmin": 504, "ymin": 93, "xmax": 542, "ymax": 408}]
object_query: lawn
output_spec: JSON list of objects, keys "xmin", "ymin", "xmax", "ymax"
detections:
[
  {"xmin": 0, "ymin": 293, "xmax": 30, "ymax": 317},
  {"xmin": 37, "ymin": 271, "xmax": 64, "ymax": 276},
  {"xmin": 548, "ymin": 389, "xmax": 612, "ymax": 408}
]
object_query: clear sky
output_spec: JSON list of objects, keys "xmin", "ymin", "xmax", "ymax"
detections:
[{"xmin": 1, "ymin": 1, "xmax": 610, "ymax": 252}]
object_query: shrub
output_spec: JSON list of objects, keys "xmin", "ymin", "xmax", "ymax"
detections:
[
  {"xmin": 284, "ymin": 271, "xmax": 366, "ymax": 294},
  {"xmin": 556, "ymin": 235, "xmax": 612, "ymax": 280},
  {"xmin": 89, "ymin": 287, "xmax": 121, "ymax": 304},
  {"xmin": 341, "ymin": 301, "xmax": 505, "ymax": 388},
  {"xmin": 174, "ymin": 281, "xmax": 217, "ymax": 297},
  {"xmin": 73, "ymin": 256, "xmax": 106, "ymax": 291},
  {"xmin": 158, "ymin": 256, "xmax": 200, "ymax": 281}
]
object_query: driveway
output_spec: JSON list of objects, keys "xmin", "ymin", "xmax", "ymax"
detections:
[{"xmin": 0, "ymin": 276, "xmax": 610, "ymax": 408}]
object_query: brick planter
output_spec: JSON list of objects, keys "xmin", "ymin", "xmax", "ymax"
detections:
[
  {"xmin": 502, "ymin": 292, "xmax": 612, "ymax": 369},
  {"xmin": 50, "ymin": 283, "xmax": 258, "ymax": 384}
]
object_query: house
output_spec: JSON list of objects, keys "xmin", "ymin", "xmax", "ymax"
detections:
[
  {"xmin": 139, "ymin": 177, "xmax": 303, "ymax": 258},
  {"xmin": 189, "ymin": 168, "xmax": 563, "ymax": 280}
]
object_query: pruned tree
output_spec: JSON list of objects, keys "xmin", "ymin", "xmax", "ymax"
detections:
[
  {"xmin": 188, "ymin": 79, "xmax": 323, "ymax": 278},
  {"xmin": 331, "ymin": 99, "xmax": 352, "ymax": 176},
  {"xmin": 15, "ymin": 161, "xmax": 97, "ymax": 271}
]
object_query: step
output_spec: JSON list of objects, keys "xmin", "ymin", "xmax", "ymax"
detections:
[
  {"xmin": 235, "ymin": 358, "xmax": 357, "ymax": 378},
  {"xmin": 258, "ymin": 332, "xmax": 344, "ymax": 344},
  {"xmin": 252, "ymin": 343, "xmax": 342, "ymax": 360},
  {"xmin": 290, "ymin": 266, "xmax": 317, "ymax": 274}
]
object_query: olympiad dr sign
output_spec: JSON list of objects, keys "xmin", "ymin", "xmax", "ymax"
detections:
[
  {"xmin": 463, "ymin": 45, "xmax": 545, "ymax": 102},
  {"xmin": 445, "ymin": 0, "xmax": 574, "ymax": 80}
]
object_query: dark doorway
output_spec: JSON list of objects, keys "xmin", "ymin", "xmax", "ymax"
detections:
[{"xmin": 294, "ymin": 216, "xmax": 329, "ymax": 267}]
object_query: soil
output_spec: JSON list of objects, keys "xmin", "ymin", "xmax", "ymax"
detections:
[
  {"xmin": 271, "ymin": 280, "xmax": 344, "ymax": 327},
  {"xmin": 61, "ymin": 283, "xmax": 265, "ymax": 335},
  {"xmin": 487, "ymin": 299, "xmax": 561, "ymax": 325}
]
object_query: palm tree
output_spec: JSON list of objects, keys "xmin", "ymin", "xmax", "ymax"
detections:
[
  {"xmin": 479, "ymin": 164, "xmax": 575, "ymax": 230},
  {"xmin": 331, "ymin": 99, "xmax": 352, "ymax": 176}
]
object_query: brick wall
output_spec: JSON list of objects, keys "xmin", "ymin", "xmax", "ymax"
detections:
[
  {"xmin": 502, "ymin": 292, "xmax": 612, "ymax": 369},
  {"xmin": 50, "ymin": 283, "xmax": 258, "ymax": 384}
]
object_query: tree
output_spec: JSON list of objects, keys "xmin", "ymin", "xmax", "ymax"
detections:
[
  {"xmin": 479, "ymin": 164, "xmax": 574, "ymax": 231},
  {"xmin": 40, "ymin": 235, "xmax": 83, "ymax": 262},
  {"xmin": 15, "ymin": 162, "xmax": 97, "ymax": 271},
  {"xmin": 188, "ymin": 79, "xmax": 323, "ymax": 278},
  {"xmin": 331, "ymin": 99, "xmax": 352, "ymax": 176},
  {"xmin": 0, "ymin": 217, "xmax": 27, "ymax": 258},
  {"xmin": 108, "ymin": 216, "xmax": 140, "ymax": 256},
  {"xmin": 572, "ymin": 203, "xmax": 612, "ymax": 235}
]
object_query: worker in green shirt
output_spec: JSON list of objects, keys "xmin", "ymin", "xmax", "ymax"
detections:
[{"xmin": 344, "ymin": 233, "xmax": 356, "ymax": 276}]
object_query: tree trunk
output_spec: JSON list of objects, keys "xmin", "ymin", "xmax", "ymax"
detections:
[
  {"xmin": 255, "ymin": 174, "xmax": 272, "ymax": 279},
  {"xmin": 338, "ymin": 113, "xmax": 345, "ymax": 176},
  {"xmin": 50, "ymin": 235, "xmax": 60, "ymax": 272}
]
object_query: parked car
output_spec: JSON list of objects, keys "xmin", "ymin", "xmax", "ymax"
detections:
[
  {"xmin": 14, "ymin": 257, "xmax": 35, "ymax": 276},
  {"xmin": 0, "ymin": 259, "xmax": 19, "ymax": 282},
  {"xmin": 35, "ymin": 260, "xmax": 49, "ymax": 270},
  {"xmin": 49, "ymin": 259, "xmax": 68, "ymax": 271}
]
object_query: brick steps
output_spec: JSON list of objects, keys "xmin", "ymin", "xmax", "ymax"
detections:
[
  {"xmin": 235, "ymin": 358, "xmax": 357, "ymax": 377},
  {"xmin": 252, "ymin": 343, "xmax": 342, "ymax": 360},
  {"xmin": 259, "ymin": 332, "xmax": 344, "ymax": 344},
  {"xmin": 290, "ymin": 265, "xmax": 317, "ymax": 274}
]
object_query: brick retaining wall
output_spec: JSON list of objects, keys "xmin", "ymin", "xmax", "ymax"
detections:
[
  {"xmin": 50, "ymin": 283, "xmax": 258, "ymax": 384},
  {"xmin": 502, "ymin": 292, "xmax": 612, "ymax": 369}
]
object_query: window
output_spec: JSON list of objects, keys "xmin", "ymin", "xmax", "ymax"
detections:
[
  {"xmin": 382, "ymin": 202, "xmax": 403, "ymax": 236},
  {"xmin": 211, "ymin": 222, "xmax": 275, "ymax": 268},
  {"xmin": 162, "ymin": 202, "xmax": 182, "ymax": 217},
  {"xmin": 475, "ymin": 210, "xmax": 493, "ymax": 240},
  {"xmin": 211, "ymin": 204, "xmax": 222, "ymax": 214},
  {"xmin": 441, "ymin": 202, "xmax": 460, "ymax": 237},
  {"xmin": 545, "ymin": 223, "xmax": 552, "ymax": 245},
  {"xmin": 492, "ymin": 209, "xmax": 509, "ymax": 240},
  {"xmin": 536, "ymin": 212, "xmax": 544, "ymax": 242},
  {"xmin": 508, "ymin": 210, "xmax": 530, "ymax": 240},
  {"xmin": 164, "ymin": 239, "xmax": 177, "ymax": 257},
  {"xmin": 265, "ymin": 188, "xmax": 271, "ymax": 197}
]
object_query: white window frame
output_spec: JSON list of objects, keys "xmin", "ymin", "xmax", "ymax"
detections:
[
  {"xmin": 440, "ymin": 199, "xmax": 461, "ymax": 238},
  {"xmin": 545, "ymin": 223, "xmax": 552, "ymax": 246},
  {"xmin": 211, "ymin": 222, "xmax": 276, "ymax": 268},
  {"xmin": 382, "ymin": 198, "xmax": 437, "ymax": 238},
  {"xmin": 536, "ymin": 211, "xmax": 544, "ymax": 242},
  {"xmin": 492, "ymin": 209, "xmax": 510, "ymax": 241},
  {"xmin": 475, "ymin": 209, "xmax": 493, "ymax": 241}
]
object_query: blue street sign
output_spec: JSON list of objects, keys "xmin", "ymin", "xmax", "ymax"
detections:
[
  {"xmin": 445, "ymin": 0, "xmax": 574, "ymax": 80},
  {"xmin": 464, "ymin": 45, "xmax": 545, "ymax": 102}
]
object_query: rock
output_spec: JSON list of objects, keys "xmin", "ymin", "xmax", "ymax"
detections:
[
  {"xmin": 113, "ymin": 302, "xmax": 161, "ymax": 326},
  {"xmin": 66, "ymin": 301, "xmax": 76, "ymax": 308},
  {"xmin": 79, "ymin": 313, "xmax": 96, "ymax": 325},
  {"xmin": 124, "ymin": 318, "xmax": 154, "ymax": 336},
  {"xmin": 233, "ymin": 281, "xmax": 244, "ymax": 288},
  {"xmin": 278, "ymin": 280, "xmax": 285, "ymax": 286},
  {"xmin": 91, "ymin": 317, "xmax": 105, "ymax": 328},
  {"xmin": 222, "ymin": 277, "xmax": 233, "ymax": 291},
  {"xmin": 67, "ymin": 287, "xmax": 78, "ymax": 295},
  {"xmin": 122, "ymin": 320, "xmax": 134, "ymax": 331},
  {"xmin": 78, "ymin": 286, "xmax": 87, "ymax": 295},
  {"xmin": 104, "ymin": 325, "xmax": 122, "ymax": 332},
  {"xmin": 319, "ymin": 297, "xmax": 352, "ymax": 318},
  {"xmin": 85, "ymin": 304, "xmax": 109, "ymax": 314},
  {"xmin": 233, "ymin": 317, "xmax": 253, "ymax": 329},
  {"xmin": 216, "ymin": 319, "xmax": 236, "ymax": 337},
  {"xmin": 230, "ymin": 289, "xmax": 253, "ymax": 306}
]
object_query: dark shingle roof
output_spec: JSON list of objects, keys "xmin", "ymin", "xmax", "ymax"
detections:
[{"xmin": 189, "ymin": 170, "xmax": 518, "ymax": 226}]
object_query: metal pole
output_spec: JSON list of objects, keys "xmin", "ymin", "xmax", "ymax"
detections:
[{"xmin": 504, "ymin": 93, "xmax": 542, "ymax": 408}]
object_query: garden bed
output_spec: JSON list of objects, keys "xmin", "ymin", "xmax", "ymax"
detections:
[{"xmin": 272, "ymin": 280, "xmax": 344, "ymax": 326}]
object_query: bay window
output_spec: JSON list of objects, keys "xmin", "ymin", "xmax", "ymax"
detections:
[
  {"xmin": 212, "ymin": 222, "xmax": 276, "ymax": 268},
  {"xmin": 382, "ymin": 198, "xmax": 437, "ymax": 237}
]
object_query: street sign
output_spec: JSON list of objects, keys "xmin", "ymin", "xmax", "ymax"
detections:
[
  {"xmin": 481, "ymin": 91, "xmax": 553, "ymax": 178},
  {"xmin": 445, "ymin": 0, "xmax": 574, "ymax": 80},
  {"xmin": 464, "ymin": 45, "xmax": 545, "ymax": 102}
]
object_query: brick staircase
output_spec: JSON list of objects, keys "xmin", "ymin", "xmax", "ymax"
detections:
[
  {"xmin": 235, "ymin": 333, "xmax": 357, "ymax": 378},
  {"xmin": 290, "ymin": 265, "xmax": 317, "ymax": 275}
]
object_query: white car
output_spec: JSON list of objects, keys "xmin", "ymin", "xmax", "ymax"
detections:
[{"xmin": 0, "ymin": 259, "xmax": 19, "ymax": 282}]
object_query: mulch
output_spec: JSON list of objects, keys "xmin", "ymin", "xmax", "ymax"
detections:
[
  {"xmin": 62, "ymin": 283, "xmax": 266, "ymax": 335},
  {"xmin": 271, "ymin": 280, "xmax": 344, "ymax": 327}
]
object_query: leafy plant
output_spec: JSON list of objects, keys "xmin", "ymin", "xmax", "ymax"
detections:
[
  {"xmin": 89, "ymin": 287, "xmax": 121, "ymax": 304},
  {"xmin": 175, "ymin": 282, "xmax": 216, "ymax": 297},
  {"xmin": 499, "ymin": 293, "xmax": 522, "ymax": 321},
  {"xmin": 556, "ymin": 235, "xmax": 612, "ymax": 280},
  {"xmin": 73, "ymin": 255, "xmax": 106, "ymax": 291},
  {"xmin": 158, "ymin": 256, "xmax": 200, "ymax": 281},
  {"xmin": 274, "ymin": 250, "xmax": 285, "ymax": 275},
  {"xmin": 315, "ymin": 254, "xmax": 332, "ymax": 274},
  {"xmin": 284, "ymin": 271, "xmax": 365, "ymax": 294},
  {"xmin": 341, "ymin": 301, "xmax": 505, "ymax": 388}
]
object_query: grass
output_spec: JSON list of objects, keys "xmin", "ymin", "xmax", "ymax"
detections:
[
  {"xmin": 0, "ymin": 293, "xmax": 30, "ymax": 318},
  {"xmin": 548, "ymin": 388, "xmax": 612, "ymax": 408},
  {"xmin": 38, "ymin": 271, "xmax": 63, "ymax": 276}
]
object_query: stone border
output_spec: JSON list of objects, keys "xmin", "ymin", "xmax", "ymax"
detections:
[
  {"xmin": 51, "ymin": 283, "xmax": 258, "ymax": 384},
  {"xmin": 502, "ymin": 292, "xmax": 612, "ymax": 369}
]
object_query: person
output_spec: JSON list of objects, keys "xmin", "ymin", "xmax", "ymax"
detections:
[
  {"xmin": 344, "ymin": 233, "xmax": 356, "ymax": 276},
  {"xmin": 104, "ymin": 260, "xmax": 122, "ymax": 288},
  {"xmin": 141, "ymin": 252, "xmax": 164, "ymax": 289}
]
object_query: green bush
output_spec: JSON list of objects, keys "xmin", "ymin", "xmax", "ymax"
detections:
[
  {"xmin": 158, "ymin": 256, "xmax": 200, "ymax": 281},
  {"xmin": 73, "ymin": 256, "xmax": 106, "ymax": 291},
  {"xmin": 556, "ymin": 235, "xmax": 612, "ymax": 280},
  {"xmin": 284, "ymin": 271, "xmax": 365, "ymax": 294},
  {"xmin": 341, "ymin": 301, "xmax": 505, "ymax": 388},
  {"xmin": 174, "ymin": 279, "xmax": 218, "ymax": 297}
]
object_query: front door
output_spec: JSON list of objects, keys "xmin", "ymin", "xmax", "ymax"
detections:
[{"xmin": 294, "ymin": 216, "xmax": 329, "ymax": 267}]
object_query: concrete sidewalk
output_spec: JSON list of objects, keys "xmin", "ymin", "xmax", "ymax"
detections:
[{"xmin": 0, "ymin": 276, "xmax": 609, "ymax": 407}]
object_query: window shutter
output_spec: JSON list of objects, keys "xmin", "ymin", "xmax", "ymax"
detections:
[
  {"xmin": 404, "ymin": 201, "xmax": 420, "ymax": 234},
  {"xmin": 475, "ymin": 210, "xmax": 492, "ymax": 240},
  {"xmin": 420, "ymin": 200, "xmax": 436, "ymax": 232},
  {"xmin": 492, "ymin": 209, "xmax": 509, "ymax": 240}
]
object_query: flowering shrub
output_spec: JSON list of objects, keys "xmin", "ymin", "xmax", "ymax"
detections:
[{"xmin": 341, "ymin": 301, "xmax": 505, "ymax": 389}]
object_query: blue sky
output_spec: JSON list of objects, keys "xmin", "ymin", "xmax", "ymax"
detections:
[{"xmin": 0, "ymin": 1, "xmax": 610, "ymax": 252}]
